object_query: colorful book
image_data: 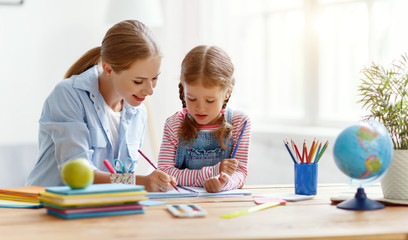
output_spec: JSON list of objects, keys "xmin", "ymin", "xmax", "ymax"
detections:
[
  {"xmin": 0, "ymin": 186, "xmax": 45, "ymax": 203},
  {"xmin": 0, "ymin": 199, "xmax": 42, "ymax": 208},
  {"xmin": 45, "ymin": 183, "xmax": 144, "ymax": 195},
  {"xmin": 41, "ymin": 183, "xmax": 147, "ymax": 219},
  {"xmin": 40, "ymin": 191, "xmax": 147, "ymax": 206},
  {"xmin": 45, "ymin": 203, "xmax": 143, "ymax": 215},
  {"xmin": 40, "ymin": 201, "xmax": 141, "ymax": 210},
  {"xmin": 146, "ymin": 186, "xmax": 252, "ymax": 199},
  {"xmin": 46, "ymin": 208, "xmax": 145, "ymax": 219}
]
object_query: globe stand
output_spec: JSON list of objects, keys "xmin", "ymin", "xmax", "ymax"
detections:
[{"xmin": 337, "ymin": 187, "xmax": 385, "ymax": 210}]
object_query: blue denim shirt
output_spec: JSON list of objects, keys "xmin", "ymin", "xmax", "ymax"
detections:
[
  {"xmin": 26, "ymin": 66, "xmax": 146, "ymax": 186},
  {"xmin": 175, "ymin": 108, "xmax": 234, "ymax": 170}
]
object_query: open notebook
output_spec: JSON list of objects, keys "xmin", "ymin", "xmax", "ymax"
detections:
[{"xmin": 146, "ymin": 186, "xmax": 252, "ymax": 199}]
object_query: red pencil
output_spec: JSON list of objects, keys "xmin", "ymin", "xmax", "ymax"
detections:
[
  {"xmin": 302, "ymin": 140, "xmax": 306, "ymax": 163},
  {"xmin": 103, "ymin": 159, "xmax": 117, "ymax": 174},
  {"xmin": 138, "ymin": 150, "xmax": 180, "ymax": 192},
  {"xmin": 291, "ymin": 140, "xmax": 302, "ymax": 163}
]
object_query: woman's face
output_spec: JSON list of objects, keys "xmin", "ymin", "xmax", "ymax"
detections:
[
  {"xmin": 183, "ymin": 81, "xmax": 229, "ymax": 125},
  {"xmin": 111, "ymin": 56, "xmax": 161, "ymax": 107}
]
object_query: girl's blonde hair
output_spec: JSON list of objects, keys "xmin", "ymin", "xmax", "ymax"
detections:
[
  {"xmin": 178, "ymin": 45, "xmax": 235, "ymax": 149},
  {"xmin": 64, "ymin": 20, "xmax": 161, "ymax": 78}
]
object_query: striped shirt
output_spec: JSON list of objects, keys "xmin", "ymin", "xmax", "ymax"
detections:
[{"xmin": 157, "ymin": 109, "xmax": 251, "ymax": 190}]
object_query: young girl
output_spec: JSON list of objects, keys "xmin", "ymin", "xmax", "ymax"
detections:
[
  {"xmin": 157, "ymin": 45, "xmax": 251, "ymax": 193},
  {"xmin": 26, "ymin": 20, "xmax": 176, "ymax": 192}
]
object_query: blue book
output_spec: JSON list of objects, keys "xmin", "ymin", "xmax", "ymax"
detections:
[
  {"xmin": 46, "ymin": 183, "xmax": 145, "ymax": 195},
  {"xmin": 46, "ymin": 208, "xmax": 145, "ymax": 219}
]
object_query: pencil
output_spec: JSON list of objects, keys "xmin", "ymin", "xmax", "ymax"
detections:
[
  {"xmin": 103, "ymin": 159, "xmax": 117, "ymax": 174},
  {"xmin": 308, "ymin": 139, "xmax": 315, "ymax": 164},
  {"xmin": 231, "ymin": 120, "xmax": 248, "ymax": 158},
  {"xmin": 286, "ymin": 140, "xmax": 298, "ymax": 164},
  {"xmin": 290, "ymin": 142, "xmax": 299, "ymax": 163},
  {"xmin": 309, "ymin": 140, "xmax": 319, "ymax": 163},
  {"xmin": 315, "ymin": 141, "xmax": 328, "ymax": 163},
  {"xmin": 138, "ymin": 149, "xmax": 180, "ymax": 192},
  {"xmin": 313, "ymin": 143, "xmax": 322, "ymax": 163},
  {"xmin": 291, "ymin": 140, "xmax": 302, "ymax": 163},
  {"xmin": 303, "ymin": 140, "xmax": 308, "ymax": 164},
  {"xmin": 283, "ymin": 140, "xmax": 297, "ymax": 164}
]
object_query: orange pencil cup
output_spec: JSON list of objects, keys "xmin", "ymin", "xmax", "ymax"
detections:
[{"xmin": 294, "ymin": 163, "xmax": 318, "ymax": 195}]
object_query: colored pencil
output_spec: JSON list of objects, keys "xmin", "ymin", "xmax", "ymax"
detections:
[
  {"xmin": 283, "ymin": 140, "xmax": 297, "ymax": 164},
  {"xmin": 103, "ymin": 159, "xmax": 117, "ymax": 174},
  {"xmin": 231, "ymin": 120, "xmax": 248, "ymax": 158},
  {"xmin": 308, "ymin": 139, "xmax": 315, "ymax": 164},
  {"xmin": 138, "ymin": 150, "xmax": 180, "ymax": 192},
  {"xmin": 315, "ymin": 141, "xmax": 328, "ymax": 163},
  {"xmin": 303, "ymin": 140, "xmax": 308, "ymax": 164},
  {"xmin": 313, "ymin": 143, "xmax": 322, "ymax": 163},
  {"xmin": 309, "ymin": 140, "xmax": 319, "ymax": 163},
  {"xmin": 291, "ymin": 140, "xmax": 302, "ymax": 162}
]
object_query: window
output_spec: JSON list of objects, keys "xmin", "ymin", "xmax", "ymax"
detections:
[{"xmin": 198, "ymin": 0, "xmax": 408, "ymax": 128}]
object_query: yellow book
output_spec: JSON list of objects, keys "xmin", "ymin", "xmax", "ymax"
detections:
[
  {"xmin": 39, "ymin": 194, "xmax": 148, "ymax": 206},
  {"xmin": 40, "ymin": 183, "xmax": 147, "ymax": 206}
]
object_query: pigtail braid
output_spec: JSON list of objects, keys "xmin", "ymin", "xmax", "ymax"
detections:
[
  {"xmin": 215, "ymin": 110, "xmax": 233, "ymax": 149},
  {"xmin": 178, "ymin": 82, "xmax": 187, "ymax": 108},
  {"xmin": 180, "ymin": 115, "xmax": 199, "ymax": 148}
]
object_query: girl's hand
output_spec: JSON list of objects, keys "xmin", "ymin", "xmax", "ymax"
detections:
[
  {"xmin": 203, "ymin": 172, "xmax": 230, "ymax": 193},
  {"xmin": 144, "ymin": 170, "xmax": 177, "ymax": 192},
  {"xmin": 220, "ymin": 158, "xmax": 238, "ymax": 176}
]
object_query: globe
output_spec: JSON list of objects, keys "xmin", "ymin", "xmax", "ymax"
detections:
[{"xmin": 333, "ymin": 120, "xmax": 394, "ymax": 210}]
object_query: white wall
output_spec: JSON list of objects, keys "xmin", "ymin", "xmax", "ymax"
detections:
[{"xmin": 0, "ymin": 0, "xmax": 348, "ymax": 188}]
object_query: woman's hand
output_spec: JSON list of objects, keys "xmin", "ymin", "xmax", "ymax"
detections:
[
  {"xmin": 220, "ymin": 158, "xmax": 238, "ymax": 176},
  {"xmin": 140, "ymin": 170, "xmax": 177, "ymax": 192},
  {"xmin": 203, "ymin": 172, "xmax": 230, "ymax": 193}
]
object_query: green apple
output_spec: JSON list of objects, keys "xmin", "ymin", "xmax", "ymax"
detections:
[{"xmin": 61, "ymin": 158, "xmax": 94, "ymax": 189}]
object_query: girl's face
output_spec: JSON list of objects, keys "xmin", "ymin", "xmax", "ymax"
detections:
[
  {"xmin": 109, "ymin": 56, "xmax": 161, "ymax": 107},
  {"xmin": 184, "ymin": 81, "xmax": 230, "ymax": 125}
]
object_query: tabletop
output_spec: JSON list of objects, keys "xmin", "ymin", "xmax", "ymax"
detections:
[{"xmin": 1, "ymin": 184, "xmax": 407, "ymax": 240}]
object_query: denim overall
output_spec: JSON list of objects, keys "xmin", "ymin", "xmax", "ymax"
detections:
[{"xmin": 175, "ymin": 108, "xmax": 234, "ymax": 170}]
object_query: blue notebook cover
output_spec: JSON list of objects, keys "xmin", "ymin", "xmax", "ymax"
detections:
[
  {"xmin": 46, "ymin": 183, "xmax": 145, "ymax": 195},
  {"xmin": 46, "ymin": 208, "xmax": 145, "ymax": 219}
]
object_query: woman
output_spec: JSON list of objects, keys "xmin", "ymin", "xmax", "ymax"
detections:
[{"xmin": 26, "ymin": 20, "xmax": 176, "ymax": 192}]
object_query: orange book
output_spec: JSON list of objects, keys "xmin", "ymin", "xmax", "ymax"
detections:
[{"xmin": 0, "ymin": 186, "xmax": 45, "ymax": 202}]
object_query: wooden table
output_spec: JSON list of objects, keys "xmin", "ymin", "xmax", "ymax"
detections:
[{"xmin": 1, "ymin": 184, "xmax": 408, "ymax": 240}]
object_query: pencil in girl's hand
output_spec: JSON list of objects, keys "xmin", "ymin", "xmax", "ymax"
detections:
[
  {"xmin": 283, "ymin": 140, "xmax": 297, "ymax": 164},
  {"xmin": 138, "ymin": 149, "xmax": 180, "ymax": 192},
  {"xmin": 231, "ymin": 120, "xmax": 248, "ymax": 158}
]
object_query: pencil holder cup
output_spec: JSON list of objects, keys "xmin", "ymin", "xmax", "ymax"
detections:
[
  {"xmin": 110, "ymin": 173, "xmax": 135, "ymax": 185},
  {"xmin": 294, "ymin": 164, "xmax": 318, "ymax": 195}
]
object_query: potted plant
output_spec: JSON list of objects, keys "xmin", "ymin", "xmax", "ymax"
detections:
[{"xmin": 358, "ymin": 54, "xmax": 408, "ymax": 199}]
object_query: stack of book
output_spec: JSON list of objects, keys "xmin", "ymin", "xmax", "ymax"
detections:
[
  {"xmin": 0, "ymin": 186, "xmax": 45, "ymax": 208},
  {"xmin": 39, "ymin": 183, "xmax": 147, "ymax": 219}
]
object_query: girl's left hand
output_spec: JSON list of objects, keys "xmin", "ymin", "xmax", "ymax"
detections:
[{"xmin": 203, "ymin": 172, "xmax": 230, "ymax": 193}]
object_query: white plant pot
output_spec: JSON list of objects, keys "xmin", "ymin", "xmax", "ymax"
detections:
[{"xmin": 381, "ymin": 149, "xmax": 408, "ymax": 199}]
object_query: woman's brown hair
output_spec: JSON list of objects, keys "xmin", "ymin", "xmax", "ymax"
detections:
[
  {"xmin": 179, "ymin": 45, "xmax": 235, "ymax": 149},
  {"xmin": 64, "ymin": 20, "xmax": 161, "ymax": 79}
]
